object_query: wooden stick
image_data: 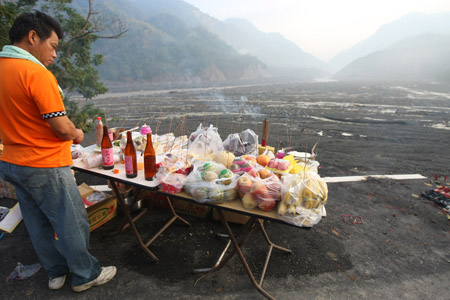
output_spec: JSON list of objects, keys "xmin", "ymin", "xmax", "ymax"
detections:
[
  {"xmin": 168, "ymin": 117, "xmax": 173, "ymax": 133},
  {"xmin": 286, "ymin": 119, "xmax": 289, "ymax": 149},
  {"xmin": 149, "ymin": 113, "xmax": 156, "ymax": 126},
  {"xmin": 103, "ymin": 111, "xmax": 108, "ymax": 127},
  {"xmin": 118, "ymin": 117, "xmax": 127, "ymax": 130},
  {"xmin": 135, "ymin": 116, "xmax": 144, "ymax": 128},
  {"xmin": 276, "ymin": 122, "xmax": 279, "ymax": 151},
  {"xmin": 230, "ymin": 116, "xmax": 233, "ymax": 135},
  {"xmin": 155, "ymin": 120, "xmax": 161, "ymax": 135}
]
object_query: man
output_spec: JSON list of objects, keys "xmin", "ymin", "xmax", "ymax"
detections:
[{"xmin": 0, "ymin": 11, "xmax": 116, "ymax": 292}]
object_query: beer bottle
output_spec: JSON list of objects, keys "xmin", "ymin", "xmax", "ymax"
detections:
[
  {"xmin": 144, "ymin": 133, "xmax": 157, "ymax": 180},
  {"xmin": 101, "ymin": 125, "xmax": 114, "ymax": 170},
  {"xmin": 124, "ymin": 131, "xmax": 137, "ymax": 178}
]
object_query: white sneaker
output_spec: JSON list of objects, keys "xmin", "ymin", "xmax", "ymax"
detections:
[
  {"xmin": 72, "ymin": 266, "xmax": 117, "ymax": 292},
  {"xmin": 49, "ymin": 274, "xmax": 67, "ymax": 290}
]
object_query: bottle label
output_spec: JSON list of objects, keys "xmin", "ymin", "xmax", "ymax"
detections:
[
  {"xmin": 102, "ymin": 148, "xmax": 114, "ymax": 166},
  {"xmin": 125, "ymin": 156, "xmax": 134, "ymax": 174}
]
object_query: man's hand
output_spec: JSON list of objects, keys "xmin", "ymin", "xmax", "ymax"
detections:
[
  {"xmin": 47, "ymin": 116, "xmax": 84, "ymax": 142},
  {"xmin": 73, "ymin": 129, "xmax": 84, "ymax": 144}
]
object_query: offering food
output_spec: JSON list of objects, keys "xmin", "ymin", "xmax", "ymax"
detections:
[
  {"xmin": 236, "ymin": 173, "xmax": 282, "ymax": 212},
  {"xmin": 278, "ymin": 172, "xmax": 328, "ymax": 227},
  {"xmin": 266, "ymin": 157, "xmax": 292, "ymax": 174},
  {"xmin": 161, "ymin": 173, "xmax": 186, "ymax": 194},
  {"xmin": 185, "ymin": 161, "xmax": 238, "ymax": 203},
  {"xmin": 213, "ymin": 151, "xmax": 235, "ymax": 169}
]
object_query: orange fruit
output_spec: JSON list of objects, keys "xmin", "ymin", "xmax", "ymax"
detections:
[{"xmin": 256, "ymin": 154, "xmax": 270, "ymax": 167}]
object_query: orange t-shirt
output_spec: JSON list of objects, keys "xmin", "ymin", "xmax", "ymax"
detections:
[{"xmin": 0, "ymin": 57, "xmax": 72, "ymax": 167}]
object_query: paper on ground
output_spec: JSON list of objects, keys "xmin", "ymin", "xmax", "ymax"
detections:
[
  {"xmin": 0, "ymin": 203, "xmax": 22, "ymax": 233},
  {"xmin": 323, "ymin": 174, "xmax": 426, "ymax": 183}
]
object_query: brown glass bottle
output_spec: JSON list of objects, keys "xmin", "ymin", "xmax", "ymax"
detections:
[
  {"xmin": 124, "ymin": 131, "xmax": 137, "ymax": 178},
  {"xmin": 101, "ymin": 125, "xmax": 114, "ymax": 170},
  {"xmin": 144, "ymin": 133, "xmax": 157, "ymax": 180}
]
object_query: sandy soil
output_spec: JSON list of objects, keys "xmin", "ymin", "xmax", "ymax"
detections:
[{"xmin": 1, "ymin": 81, "xmax": 449, "ymax": 299}]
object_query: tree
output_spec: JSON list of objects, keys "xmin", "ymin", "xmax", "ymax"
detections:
[{"xmin": 0, "ymin": 0, "xmax": 126, "ymax": 131}]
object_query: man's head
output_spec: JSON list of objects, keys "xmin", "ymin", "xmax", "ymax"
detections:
[{"xmin": 9, "ymin": 10, "xmax": 63, "ymax": 67}]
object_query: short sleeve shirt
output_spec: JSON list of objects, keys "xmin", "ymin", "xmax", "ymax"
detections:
[{"xmin": 0, "ymin": 58, "xmax": 72, "ymax": 167}]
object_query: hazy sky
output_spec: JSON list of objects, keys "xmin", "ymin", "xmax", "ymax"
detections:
[{"xmin": 183, "ymin": 0, "xmax": 450, "ymax": 62}]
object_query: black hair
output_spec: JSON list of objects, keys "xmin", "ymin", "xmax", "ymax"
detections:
[{"xmin": 9, "ymin": 10, "xmax": 64, "ymax": 44}]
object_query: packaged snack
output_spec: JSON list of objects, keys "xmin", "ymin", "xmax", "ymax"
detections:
[{"xmin": 161, "ymin": 173, "xmax": 187, "ymax": 194}]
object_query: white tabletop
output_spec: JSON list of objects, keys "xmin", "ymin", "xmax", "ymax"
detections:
[{"xmin": 72, "ymin": 161, "xmax": 161, "ymax": 189}]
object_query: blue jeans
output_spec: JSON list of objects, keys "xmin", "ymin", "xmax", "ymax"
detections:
[{"xmin": 0, "ymin": 161, "xmax": 101, "ymax": 286}]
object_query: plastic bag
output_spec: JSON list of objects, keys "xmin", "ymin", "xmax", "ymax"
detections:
[
  {"xmin": 265, "ymin": 157, "xmax": 292, "ymax": 175},
  {"xmin": 236, "ymin": 171, "xmax": 282, "ymax": 212},
  {"xmin": 6, "ymin": 262, "xmax": 41, "ymax": 281},
  {"xmin": 161, "ymin": 173, "xmax": 187, "ymax": 194},
  {"xmin": 223, "ymin": 129, "xmax": 258, "ymax": 156},
  {"xmin": 278, "ymin": 172, "xmax": 328, "ymax": 227},
  {"xmin": 229, "ymin": 156, "xmax": 257, "ymax": 175},
  {"xmin": 157, "ymin": 152, "xmax": 192, "ymax": 175},
  {"xmin": 184, "ymin": 161, "xmax": 238, "ymax": 203},
  {"xmin": 85, "ymin": 191, "xmax": 107, "ymax": 205},
  {"xmin": 188, "ymin": 124, "xmax": 223, "ymax": 161}
]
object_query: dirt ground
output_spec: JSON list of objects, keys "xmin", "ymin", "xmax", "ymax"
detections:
[{"xmin": 1, "ymin": 81, "xmax": 449, "ymax": 299}]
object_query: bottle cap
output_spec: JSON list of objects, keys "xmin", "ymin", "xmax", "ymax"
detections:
[{"xmin": 97, "ymin": 117, "xmax": 101, "ymax": 120}]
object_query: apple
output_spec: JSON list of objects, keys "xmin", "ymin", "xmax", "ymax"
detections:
[
  {"xmin": 241, "ymin": 192, "xmax": 258, "ymax": 209},
  {"xmin": 237, "ymin": 176, "xmax": 252, "ymax": 193},
  {"xmin": 267, "ymin": 159, "xmax": 278, "ymax": 169},
  {"xmin": 250, "ymin": 182, "xmax": 269, "ymax": 201},
  {"xmin": 258, "ymin": 198, "xmax": 276, "ymax": 212},
  {"xmin": 246, "ymin": 168, "xmax": 260, "ymax": 178},
  {"xmin": 258, "ymin": 168, "xmax": 271, "ymax": 179},
  {"xmin": 277, "ymin": 160, "xmax": 290, "ymax": 171}
]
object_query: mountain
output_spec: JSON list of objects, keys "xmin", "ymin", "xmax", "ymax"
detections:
[
  {"xmin": 73, "ymin": 0, "xmax": 268, "ymax": 84},
  {"xmin": 334, "ymin": 33, "xmax": 450, "ymax": 82},
  {"xmin": 128, "ymin": 1, "xmax": 327, "ymax": 75},
  {"xmin": 84, "ymin": 0, "xmax": 326, "ymax": 83},
  {"xmin": 219, "ymin": 18, "xmax": 327, "ymax": 76},
  {"xmin": 329, "ymin": 12, "xmax": 450, "ymax": 72}
]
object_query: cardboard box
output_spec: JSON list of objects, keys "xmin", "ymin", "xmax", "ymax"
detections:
[
  {"xmin": 212, "ymin": 209, "xmax": 250, "ymax": 224},
  {"xmin": 0, "ymin": 179, "xmax": 17, "ymax": 199},
  {"xmin": 171, "ymin": 198, "xmax": 211, "ymax": 218},
  {"xmin": 78, "ymin": 183, "xmax": 117, "ymax": 231},
  {"xmin": 148, "ymin": 192, "xmax": 211, "ymax": 218}
]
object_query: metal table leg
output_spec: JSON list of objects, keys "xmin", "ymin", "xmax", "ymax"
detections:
[
  {"xmin": 109, "ymin": 184, "xmax": 191, "ymax": 261},
  {"xmin": 110, "ymin": 180, "xmax": 159, "ymax": 261},
  {"xmin": 196, "ymin": 208, "xmax": 292, "ymax": 300}
]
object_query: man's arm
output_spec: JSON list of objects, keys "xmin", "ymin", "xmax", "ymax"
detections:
[{"xmin": 47, "ymin": 116, "xmax": 84, "ymax": 144}]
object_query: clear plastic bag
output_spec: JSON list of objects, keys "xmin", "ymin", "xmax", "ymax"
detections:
[
  {"xmin": 6, "ymin": 262, "xmax": 41, "ymax": 281},
  {"xmin": 188, "ymin": 124, "xmax": 224, "ymax": 161},
  {"xmin": 278, "ymin": 172, "xmax": 328, "ymax": 227},
  {"xmin": 236, "ymin": 170, "xmax": 282, "ymax": 212},
  {"xmin": 223, "ymin": 129, "xmax": 258, "ymax": 156},
  {"xmin": 184, "ymin": 161, "xmax": 238, "ymax": 203}
]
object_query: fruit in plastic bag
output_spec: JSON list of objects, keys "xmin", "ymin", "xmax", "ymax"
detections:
[
  {"xmin": 258, "ymin": 198, "xmax": 276, "ymax": 212},
  {"xmin": 213, "ymin": 151, "xmax": 235, "ymax": 169},
  {"xmin": 241, "ymin": 192, "xmax": 258, "ymax": 209}
]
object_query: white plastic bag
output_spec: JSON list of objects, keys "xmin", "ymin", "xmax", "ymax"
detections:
[{"xmin": 188, "ymin": 124, "xmax": 224, "ymax": 161}]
